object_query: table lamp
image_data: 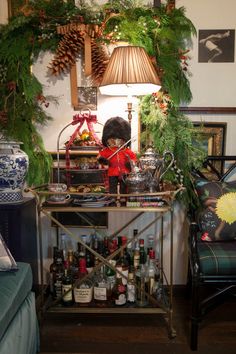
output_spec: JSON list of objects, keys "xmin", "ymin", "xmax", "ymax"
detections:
[{"xmin": 99, "ymin": 45, "xmax": 161, "ymax": 124}]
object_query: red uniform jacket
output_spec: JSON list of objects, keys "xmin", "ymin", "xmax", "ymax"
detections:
[{"xmin": 98, "ymin": 147, "xmax": 137, "ymax": 177}]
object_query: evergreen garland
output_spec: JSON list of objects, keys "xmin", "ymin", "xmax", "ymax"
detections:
[{"xmin": 0, "ymin": 0, "xmax": 205, "ymax": 205}]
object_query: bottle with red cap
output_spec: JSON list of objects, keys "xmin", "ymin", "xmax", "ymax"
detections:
[{"xmin": 73, "ymin": 257, "xmax": 93, "ymax": 305}]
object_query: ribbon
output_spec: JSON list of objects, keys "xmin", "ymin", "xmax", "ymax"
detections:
[{"xmin": 65, "ymin": 113, "xmax": 102, "ymax": 184}]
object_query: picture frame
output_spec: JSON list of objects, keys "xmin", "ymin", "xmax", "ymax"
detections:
[
  {"xmin": 193, "ymin": 122, "xmax": 227, "ymax": 176},
  {"xmin": 198, "ymin": 29, "xmax": 235, "ymax": 63},
  {"xmin": 77, "ymin": 86, "xmax": 97, "ymax": 110},
  {"xmin": 193, "ymin": 122, "xmax": 226, "ymax": 156}
]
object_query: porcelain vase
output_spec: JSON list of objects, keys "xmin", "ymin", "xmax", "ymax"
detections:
[{"xmin": 0, "ymin": 140, "xmax": 29, "ymax": 203}]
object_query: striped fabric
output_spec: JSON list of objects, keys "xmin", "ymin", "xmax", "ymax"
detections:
[{"xmin": 198, "ymin": 241, "xmax": 236, "ymax": 275}]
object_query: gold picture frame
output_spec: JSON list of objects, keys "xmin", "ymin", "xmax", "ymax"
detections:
[{"xmin": 193, "ymin": 122, "xmax": 227, "ymax": 177}]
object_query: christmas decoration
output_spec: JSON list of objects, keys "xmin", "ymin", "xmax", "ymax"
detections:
[{"xmin": 0, "ymin": 0, "xmax": 204, "ymax": 201}]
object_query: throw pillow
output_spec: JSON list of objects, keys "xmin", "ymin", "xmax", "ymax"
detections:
[
  {"xmin": 0, "ymin": 233, "xmax": 18, "ymax": 271},
  {"xmin": 194, "ymin": 178, "xmax": 236, "ymax": 241}
]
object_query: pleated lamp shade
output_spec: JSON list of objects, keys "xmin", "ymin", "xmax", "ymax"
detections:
[{"xmin": 99, "ymin": 46, "xmax": 161, "ymax": 96}]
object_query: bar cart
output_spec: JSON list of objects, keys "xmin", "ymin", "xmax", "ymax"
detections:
[{"xmin": 27, "ymin": 186, "xmax": 183, "ymax": 339}]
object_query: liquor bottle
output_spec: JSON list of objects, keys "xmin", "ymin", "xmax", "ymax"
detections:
[
  {"xmin": 147, "ymin": 234, "xmax": 155, "ymax": 256},
  {"xmin": 85, "ymin": 248, "xmax": 94, "ymax": 274},
  {"xmin": 93, "ymin": 266, "xmax": 108, "ymax": 305},
  {"xmin": 80, "ymin": 234, "xmax": 87, "ymax": 254},
  {"xmin": 122, "ymin": 236, "xmax": 132, "ymax": 267},
  {"xmin": 147, "ymin": 249, "xmax": 160, "ymax": 297},
  {"xmin": 49, "ymin": 246, "xmax": 59, "ymax": 295},
  {"xmin": 74, "ymin": 257, "xmax": 93, "ymax": 305},
  {"xmin": 67, "ymin": 249, "xmax": 78, "ymax": 281},
  {"xmin": 60, "ymin": 232, "xmax": 68, "ymax": 262},
  {"xmin": 135, "ymin": 246, "xmax": 148, "ymax": 307},
  {"xmin": 139, "ymin": 238, "xmax": 147, "ymax": 265},
  {"xmin": 133, "ymin": 249, "xmax": 140, "ymax": 271},
  {"xmin": 127, "ymin": 271, "xmax": 136, "ymax": 304},
  {"xmin": 105, "ymin": 259, "xmax": 116, "ymax": 298},
  {"xmin": 61, "ymin": 260, "xmax": 73, "ymax": 306},
  {"xmin": 53, "ymin": 250, "xmax": 65, "ymax": 300},
  {"xmin": 116, "ymin": 237, "xmax": 129, "ymax": 285},
  {"xmin": 113, "ymin": 266, "xmax": 127, "ymax": 306},
  {"xmin": 103, "ymin": 236, "xmax": 110, "ymax": 258}
]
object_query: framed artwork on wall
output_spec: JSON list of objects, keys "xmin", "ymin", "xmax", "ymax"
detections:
[
  {"xmin": 193, "ymin": 122, "xmax": 226, "ymax": 156},
  {"xmin": 193, "ymin": 122, "xmax": 227, "ymax": 176},
  {"xmin": 77, "ymin": 86, "xmax": 97, "ymax": 110},
  {"xmin": 198, "ymin": 29, "xmax": 235, "ymax": 63}
]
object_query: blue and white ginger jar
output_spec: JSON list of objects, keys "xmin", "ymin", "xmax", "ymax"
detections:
[{"xmin": 0, "ymin": 139, "xmax": 29, "ymax": 203}]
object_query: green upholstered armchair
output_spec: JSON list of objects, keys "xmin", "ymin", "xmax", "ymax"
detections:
[{"xmin": 188, "ymin": 156, "xmax": 236, "ymax": 350}]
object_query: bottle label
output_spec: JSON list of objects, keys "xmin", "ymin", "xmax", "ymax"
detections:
[
  {"xmin": 115, "ymin": 293, "xmax": 126, "ymax": 305},
  {"xmin": 107, "ymin": 275, "xmax": 116, "ymax": 289},
  {"xmin": 54, "ymin": 280, "xmax": 62, "ymax": 299},
  {"xmin": 94, "ymin": 286, "xmax": 107, "ymax": 301},
  {"xmin": 74, "ymin": 287, "xmax": 93, "ymax": 303},
  {"xmin": 62, "ymin": 284, "xmax": 72, "ymax": 302},
  {"xmin": 127, "ymin": 283, "xmax": 135, "ymax": 302},
  {"xmin": 121, "ymin": 269, "xmax": 128, "ymax": 285},
  {"xmin": 86, "ymin": 267, "xmax": 94, "ymax": 274}
]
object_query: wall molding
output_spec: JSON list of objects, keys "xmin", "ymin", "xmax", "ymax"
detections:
[{"xmin": 179, "ymin": 107, "xmax": 236, "ymax": 114}]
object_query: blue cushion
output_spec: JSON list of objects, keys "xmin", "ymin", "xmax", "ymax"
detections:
[{"xmin": 0, "ymin": 262, "xmax": 33, "ymax": 341}]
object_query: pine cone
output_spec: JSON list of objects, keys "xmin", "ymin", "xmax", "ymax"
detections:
[{"xmin": 48, "ymin": 29, "xmax": 84, "ymax": 76}]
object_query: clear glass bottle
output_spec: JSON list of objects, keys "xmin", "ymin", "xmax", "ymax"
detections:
[
  {"xmin": 113, "ymin": 266, "xmax": 127, "ymax": 306},
  {"xmin": 147, "ymin": 249, "xmax": 160, "ymax": 297},
  {"xmin": 135, "ymin": 247, "xmax": 148, "ymax": 307},
  {"xmin": 60, "ymin": 232, "xmax": 67, "ymax": 262},
  {"xmin": 73, "ymin": 257, "xmax": 93, "ymax": 305},
  {"xmin": 127, "ymin": 271, "xmax": 136, "ymax": 304},
  {"xmin": 93, "ymin": 266, "xmax": 108, "ymax": 305},
  {"xmin": 116, "ymin": 237, "xmax": 129, "ymax": 286},
  {"xmin": 105, "ymin": 259, "xmax": 116, "ymax": 298}
]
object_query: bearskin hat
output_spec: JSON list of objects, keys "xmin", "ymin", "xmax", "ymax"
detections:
[{"xmin": 102, "ymin": 116, "xmax": 131, "ymax": 147}]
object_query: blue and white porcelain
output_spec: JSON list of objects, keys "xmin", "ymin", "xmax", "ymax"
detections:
[{"xmin": 0, "ymin": 139, "xmax": 29, "ymax": 203}]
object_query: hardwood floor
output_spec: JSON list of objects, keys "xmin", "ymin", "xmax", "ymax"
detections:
[{"xmin": 39, "ymin": 292, "xmax": 236, "ymax": 354}]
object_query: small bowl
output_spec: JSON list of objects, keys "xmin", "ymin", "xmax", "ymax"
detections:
[{"xmin": 48, "ymin": 183, "xmax": 67, "ymax": 193}]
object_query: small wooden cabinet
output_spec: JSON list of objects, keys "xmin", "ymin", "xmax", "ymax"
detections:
[{"xmin": 0, "ymin": 198, "xmax": 39, "ymax": 288}]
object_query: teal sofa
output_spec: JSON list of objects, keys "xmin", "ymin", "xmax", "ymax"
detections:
[{"xmin": 0, "ymin": 262, "xmax": 39, "ymax": 354}]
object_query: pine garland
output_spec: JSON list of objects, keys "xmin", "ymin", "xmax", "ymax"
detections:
[{"xmin": 0, "ymin": 0, "xmax": 205, "ymax": 205}]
